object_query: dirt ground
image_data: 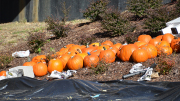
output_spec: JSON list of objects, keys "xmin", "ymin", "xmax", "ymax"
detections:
[{"xmin": 0, "ymin": 3, "xmax": 180, "ymax": 82}]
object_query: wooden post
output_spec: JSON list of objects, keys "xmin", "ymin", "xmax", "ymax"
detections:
[
  {"xmin": 19, "ymin": 0, "xmax": 26, "ymax": 22},
  {"xmin": 32, "ymin": 0, "xmax": 39, "ymax": 22}
]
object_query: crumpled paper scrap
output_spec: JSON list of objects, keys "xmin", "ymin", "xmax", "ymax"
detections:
[{"xmin": 48, "ymin": 70, "xmax": 77, "ymax": 79}]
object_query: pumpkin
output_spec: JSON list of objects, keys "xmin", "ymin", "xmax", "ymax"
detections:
[
  {"xmin": 156, "ymin": 41, "xmax": 170, "ymax": 47},
  {"xmin": 161, "ymin": 33, "xmax": 174, "ymax": 43},
  {"xmin": 80, "ymin": 45, "xmax": 86, "ymax": 49},
  {"xmin": 111, "ymin": 42, "xmax": 122, "ymax": 49},
  {"xmin": 33, "ymin": 62, "xmax": 47, "ymax": 77},
  {"xmin": 54, "ymin": 51, "xmax": 64, "ymax": 58},
  {"xmin": 101, "ymin": 40, "xmax": 113, "ymax": 46},
  {"xmin": 107, "ymin": 46, "xmax": 119, "ymax": 55},
  {"xmin": 138, "ymin": 35, "xmax": 152, "ymax": 43},
  {"xmin": 65, "ymin": 44, "xmax": 75, "ymax": 48},
  {"xmin": 68, "ymin": 45, "xmax": 82, "ymax": 52},
  {"xmin": 81, "ymin": 44, "xmax": 96, "ymax": 53},
  {"xmin": 170, "ymin": 37, "xmax": 180, "ymax": 53},
  {"xmin": 99, "ymin": 47, "xmax": 116, "ymax": 63},
  {"xmin": 90, "ymin": 42, "xmax": 100, "ymax": 47},
  {"xmin": 96, "ymin": 45, "xmax": 110, "ymax": 51},
  {"xmin": 156, "ymin": 35, "xmax": 163, "ymax": 40},
  {"xmin": 140, "ymin": 44, "xmax": 157, "ymax": 59},
  {"xmin": 90, "ymin": 49, "xmax": 102, "ymax": 56},
  {"xmin": 0, "ymin": 71, "xmax": 6, "ymax": 76},
  {"xmin": 76, "ymin": 49, "xmax": 88, "ymax": 59},
  {"xmin": 65, "ymin": 51, "xmax": 78, "ymax": 57},
  {"xmin": 148, "ymin": 38, "xmax": 161, "ymax": 46},
  {"xmin": 157, "ymin": 46, "xmax": 172, "ymax": 55},
  {"xmin": 59, "ymin": 46, "xmax": 69, "ymax": 54},
  {"xmin": 83, "ymin": 52, "xmax": 99, "ymax": 68},
  {"xmin": 116, "ymin": 50, "xmax": 121, "ymax": 59},
  {"xmin": 67, "ymin": 55, "xmax": 83, "ymax": 70},
  {"xmin": 48, "ymin": 59, "xmax": 63, "ymax": 73},
  {"xmin": 132, "ymin": 49, "xmax": 148, "ymax": 63},
  {"xmin": 23, "ymin": 61, "xmax": 36, "ymax": 66},
  {"xmin": 118, "ymin": 44, "xmax": 138, "ymax": 61},
  {"xmin": 58, "ymin": 54, "xmax": 71, "ymax": 70},
  {"xmin": 32, "ymin": 55, "xmax": 46, "ymax": 63},
  {"xmin": 134, "ymin": 41, "xmax": 147, "ymax": 47}
]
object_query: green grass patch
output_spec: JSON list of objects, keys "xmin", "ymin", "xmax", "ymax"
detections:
[
  {"xmin": 8, "ymin": 40, "xmax": 17, "ymax": 44},
  {"xmin": 13, "ymin": 30, "xmax": 28, "ymax": 34},
  {"xmin": 33, "ymin": 27, "xmax": 45, "ymax": 32}
]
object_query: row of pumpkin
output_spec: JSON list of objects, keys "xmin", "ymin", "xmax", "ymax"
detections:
[{"xmin": 22, "ymin": 33, "xmax": 180, "ymax": 77}]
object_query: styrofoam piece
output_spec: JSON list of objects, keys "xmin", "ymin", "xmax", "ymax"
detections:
[
  {"xmin": 166, "ymin": 17, "xmax": 180, "ymax": 27},
  {"xmin": 9, "ymin": 66, "xmax": 35, "ymax": 78},
  {"xmin": 159, "ymin": 25, "xmax": 177, "ymax": 34},
  {"xmin": 171, "ymin": 24, "xmax": 180, "ymax": 34}
]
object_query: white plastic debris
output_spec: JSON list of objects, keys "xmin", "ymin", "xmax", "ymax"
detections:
[
  {"xmin": 129, "ymin": 63, "xmax": 154, "ymax": 81},
  {"xmin": 138, "ymin": 67, "xmax": 153, "ymax": 81},
  {"xmin": 0, "ymin": 76, "xmax": 6, "ymax": 81},
  {"xmin": 129, "ymin": 63, "xmax": 145, "ymax": 74},
  {"xmin": 48, "ymin": 70, "xmax": 77, "ymax": 79},
  {"xmin": 12, "ymin": 50, "xmax": 30, "ymax": 58},
  {"xmin": 0, "ymin": 69, "xmax": 23, "ymax": 81}
]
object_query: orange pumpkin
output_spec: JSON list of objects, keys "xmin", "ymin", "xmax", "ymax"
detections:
[
  {"xmin": 90, "ymin": 49, "xmax": 102, "ymax": 56},
  {"xmin": 156, "ymin": 41, "xmax": 170, "ymax": 47},
  {"xmin": 118, "ymin": 44, "xmax": 138, "ymax": 61},
  {"xmin": 81, "ymin": 45, "xmax": 96, "ymax": 53},
  {"xmin": 65, "ymin": 51, "xmax": 78, "ymax": 57},
  {"xmin": 96, "ymin": 45, "xmax": 110, "ymax": 51},
  {"xmin": 0, "ymin": 71, "xmax": 6, "ymax": 76},
  {"xmin": 116, "ymin": 50, "xmax": 121, "ymax": 59},
  {"xmin": 156, "ymin": 35, "xmax": 163, "ymax": 40},
  {"xmin": 140, "ymin": 44, "xmax": 157, "ymax": 59},
  {"xmin": 138, "ymin": 35, "xmax": 152, "ymax": 43},
  {"xmin": 148, "ymin": 38, "xmax": 161, "ymax": 46},
  {"xmin": 48, "ymin": 59, "xmax": 63, "ymax": 73},
  {"xmin": 59, "ymin": 46, "xmax": 69, "ymax": 54},
  {"xmin": 67, "ymin": 55, "xmax": 83, "ymax": 70},
  {"xmin": 134, "ymin": 41, "xmax": 147, "ymax": 47},
  {"xmin": 68, "ymin": 45, "xmax": 82, "ymax": 52},
  {"xmin": 99, "ymin": 47, "xmax": 116, "ymax": 63},
  {"xmin": 107, "ymin": 46, "xmax": 119, "ymax": 55},
  {"xmin": 157, "ymin": 46, "xmax": 173, "ymax": 55},
  {"xmin": 65, "ymin": 44, "xmax": 75, "ymax": 48},
  {"xmin": 33, "ymin": 62, "xmax": 47, "ymax": 77},
  {"xmin": 23, "ymin": 61, "xmax": 36, "ymax": 66},
  {"xmin": 132, "ymin": 49, "xmax": 149, "ymax": 63},
  {"xmin": 32, "ymin": 55, "xmax": 46, "ymax": 63},
  {"xmin": 170, "ymin": 37, "xmax": 180, "ymax": 53},
  {"xmin": 161, "ymin": 33, "xmax": 174, "ymax": 43},
  {"xmin": 83, "ymin": 53, "xmax": 99, "ymax": 68},
  {"xmin": 90, "ymin": 42, "xmax": 100, "ymax": 47},
  {"xmin": 101, "ymin": 40, "xmax": 113, "ymax": 46},
  {"xmin": 111, "ymin": 43, "xmax": 122, "ymax": 49},
  {"xmin": 76, "ymin": 52, "xmax": 88, "ymax": 59},
  {"xmin": 58, "ymin": 54, "xmax": 71, "ymax": 70}
]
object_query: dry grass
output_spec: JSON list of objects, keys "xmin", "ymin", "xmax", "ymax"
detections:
[{"xmin": 0, "ymin": 19, "xmax": 90, "ymax": 51}]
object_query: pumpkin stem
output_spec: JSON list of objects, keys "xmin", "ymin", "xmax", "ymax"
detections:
[
  {"xmin": 77, "ymin": 49, "xmax": 82, "ymax": 53},
  {"xmin": 112, "ymin": 40, "xmax": 116, "ymax": 44},
  {"xmin": 67, "ymin": 52, "xmax": 71, "ymax": 55},
  {"xmin": 103, "ymin": 46, "xmax": 106, "ymax": 50},
  {"xmin": 71, "ymin": 56, "xmax": 74, "ymax": 58},
  {"xmin": 86, "ymin": 42, "xmax": 89, "ymax": 48}
]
